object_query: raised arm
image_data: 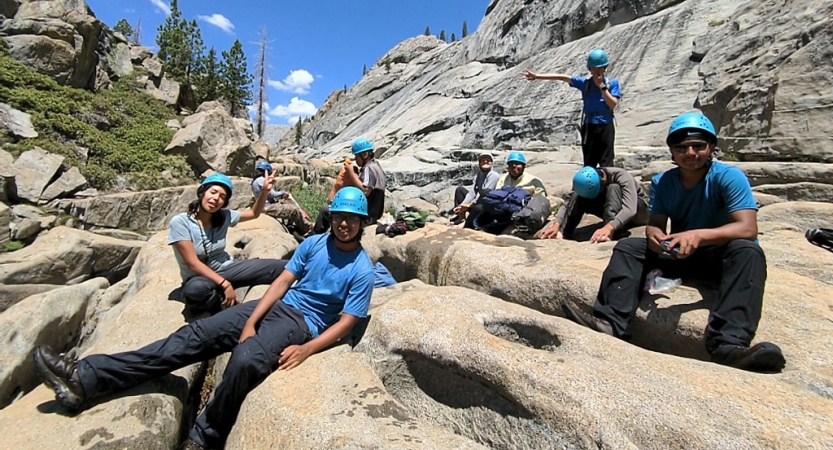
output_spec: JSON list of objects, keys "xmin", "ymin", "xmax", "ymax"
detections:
[
  {"xmin": 240, "ymin": 170, "xmax": 276, "ymax": 221},
  {"xmin": 523, "ymin": 70, "xmax": 571, "ymax": 83}
]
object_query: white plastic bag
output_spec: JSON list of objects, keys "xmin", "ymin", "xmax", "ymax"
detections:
[{"xmin": 645, "ymin": 269, "xmax": 682, "ymax": 295}]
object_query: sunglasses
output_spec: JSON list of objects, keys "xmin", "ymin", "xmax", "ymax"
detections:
[
  {"xmin": 332, "ymin": 213, "xmax": 361, "ymax": 226},
  {"xmin": 671, "ymin": 142, "xmax": 709, "ymax": 153}
]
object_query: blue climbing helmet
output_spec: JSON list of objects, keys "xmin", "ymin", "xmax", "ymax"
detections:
[
  {"xmin": 255, "ymin": 160, "xmax": 272, "ymax": 172},
  {"xmin": 351, "ymin": 138, "xmax": 374, "ymax": 155},
  {"xmin": 587, "ymin": 49, "xmax": 609, "ymax": 68},
  {"xmin": 666, "ymin": 112, "xmax": 717, "ymax": 146},
  {"xmin": 330, "ymin": 186, "xmax": 368, "ymax": 217},
  {"xmin": 573, "ymin": 167, "xmax": 602, "ymax": 198},
  {"xmin": 507, "ymin": 151, "xmax": 526, "ymax": 165}
]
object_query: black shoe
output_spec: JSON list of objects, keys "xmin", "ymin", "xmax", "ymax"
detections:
[
  {"xmin": 561, "ymin": 300, "xmax": 614, "ymax": 337},
  {"xmin": 711, "ymin": 342, "xmax": 786, "ymax": 373},
  {"xmin": 178, "ymin": 439, "xmax": 209, "ymax": 450},
  {"xmin": 32, "ymin": 345, "xmax": 86, "ymax": 410}
]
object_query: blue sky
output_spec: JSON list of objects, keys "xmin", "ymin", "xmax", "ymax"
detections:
[{"xmin": 86, "ymin": 0, "xmax": 487, "ymax": 125}]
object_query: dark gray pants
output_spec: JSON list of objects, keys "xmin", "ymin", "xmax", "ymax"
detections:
[
  {"xmin": 593, "ymin": 237, "xmax": 767, "ymax": 353},
  {"xmin": 313, "ymin": 204, "xmax": 331, "ymax": 234},
  {"xmin": 580, "ymin": 122, "xmax": 615, "ymax": 168},
  {"xmin": 182, "ymin": 259, "xmax": 286, "ymax": 310},
  {"xmin": 454, "ymin": 186, "xmax": 469, "ymax": 207},
  {"xmin": 561, "ymin": 184, "xmax": 648, "ymax": 238},
  {"xmin": 76, "ymin": 301, "xmax": 311, "ymax": 449}
]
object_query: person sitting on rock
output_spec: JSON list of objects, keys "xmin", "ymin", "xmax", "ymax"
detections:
[
  {"xmin": 539, "ymin": 166, "xmax": 648, "ymax": 242},
  {"xmin": 252, "ymin": 160, "xmax": 312, "ymax": 237},
  {"xmin": 561, "ymin": 112, "xmax": 786, "ymax": 373},
  {"xmin": 170, "ymin": 172, "xmax": 287, "ymax": 314},
  {"xmin": 464, "ymin": 151, "xmax": 547, "ymax": 229},
  {"xmin": 314, "ymin": 138, "xmax": 387, "ymax": 233},
  {"xmin": 522, "ymin": 48, "xmax": 621, "ymax": 168},
  {"xmin": 251, "ymin": 160, "xmax": 289, "ymax": 203},
  {"xmin": 451, "ymin": 151, "xmax": 500, "ymax": 224},
  {"xmin": 32, "ymin": 186, "xmax": 375, "ymax": 450}
]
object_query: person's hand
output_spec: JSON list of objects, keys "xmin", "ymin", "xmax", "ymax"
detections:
[
  {"xmin": 591, "ymin": 224, "xmax": 614, "ymax": 243},
  {"xmin": 262, "ymin": 169, "xmax": 276, "ymax": 192},
  {"xmin": 453, "ymin": 205, "xmax": 468, "ymax": 215},
  {"xmin": 301, "ymin": 210, "xmax": 311, "ymax": 220},
  {"xmin": 278, "ymin": 344, "xmax": 312, "ymax": 371},
  {"xmin": 222, "ymin": 283, "xmax": 238, "ymax": 307},
  {"xmin": 522, "ymin": 70, "xmax": 538, "ymax": 81},
  {"xmin": 538, "ymin": 225, "xmax": 562, "ymax": 240},
  {"xmin": 593, "ymin": 72, "xmax": 605, "ymax": 89},
  {"xmin": 281, "ymin": 192, "xmax": 290, "ymax": 200},
  {"xmin": 238, "ymin": 323, "xmax": 256, "ymax": 344},
  {"xmin": 646, "ymin": 228, "xmax": 668, "ymax": 254},
  {"xmin": 665, "ymin": 230, "xmax": 703, "ymax": 259}
]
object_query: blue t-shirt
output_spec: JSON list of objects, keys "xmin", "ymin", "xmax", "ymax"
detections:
[
  {"xmin": 570, "ymin": 76, "xmax": 621, "ymax": 124},
  {"xmin": 649, "ymin": 161, "xmax": 757, "ymax": 234},
  {"xmin": 167, "ymin": 210, "xmax": 241, "ymax": 280},
  {"xmin": 282, "ymin": 233, "xmax": 374, "ymax": 337}
]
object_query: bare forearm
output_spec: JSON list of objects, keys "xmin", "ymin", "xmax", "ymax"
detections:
[
  {"xmin": 245, "ymin": 276, "xmax": 292, "ymax": 327},
  {"xmin": 531, "ymin": 73, "xmax": 571, "ymax": 82},
  {"xmin": 302, "ymin": 316, "xmax": 357, "ymax": 354},
  {"xmin": 690, "ymin": 222, "xmax": 758, "ymax": 246},
  {"xmin": 602, "ymin": 89, "xmax": 618, "ymax": 109}
]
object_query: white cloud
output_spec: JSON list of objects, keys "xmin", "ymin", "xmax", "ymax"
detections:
[
  {"xmin": 148, "ymin": 0, "xmax": 170, "ymax": 15},
  {"xmin": 268, "ymin": 70, "xmax": 314, "ymax": 95},
  {"xmin": 125, "ymin": 8, "xmax": 136, "ymax": 13},
  {"xmin": 197, "ymin": 14, "xmax": 235, "ymax": 34},
  {"xmin": 269, "ymin": 97, "xmax": 317, "ymax": 125}
]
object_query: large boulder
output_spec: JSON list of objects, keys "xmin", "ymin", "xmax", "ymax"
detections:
[
  {"xmin": 0, "ymin": 149, "xmax": 15, "ymax": 203},
  {"xmin": 52, "ymin": 178, "xmax": 256, "ymax": 232},
  {"xmin": 0, "ymin": 278, "xmax": 109, "ymax": 409},
  {"xmin": 12, "ymin": 147, "xmax": 63, "ymax": 203},
  {"xmin": 38, "ymin": 166, "xmax": 86, "ymax": 202},
  {"xmin": 0, "ymin": 226, "xmax": 143, "ymax": 286},
  {"xmin": 0, "ymin": 102, "xmax": 37, "ymax": 139},
  {"xmin": 165, "ymin": 101, "xmax": 257, "ymax": 176},
  {"xmin": 0, "ymin": 202, "xmax": 8, "ymax": 247}
]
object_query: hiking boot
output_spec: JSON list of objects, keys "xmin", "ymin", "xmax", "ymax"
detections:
[
  {"xmin": 178, "ymin": 439, "xmax": 210, "ymax": 450},
  {"xmin": 32, "ymin": 345, "xmax": 86, "ymax": 410},
  {"xmin": 561, "ymin": 300, "xmax": 614, "ymax": 337},
  {"xmin": 711, "ymin": 342, "xmax": 786, "ymax": 373}
]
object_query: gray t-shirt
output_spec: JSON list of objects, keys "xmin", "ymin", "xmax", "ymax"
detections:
[
  {"xmin": 359, "ymin": 159, "xmax": 387, "ymax": 221},
  {"xmin": 251, "ymin": 176, "xmax": 286, "ymax": 203},
  {"xmin": 167, "ymin": 210, "xmax": 241, "ymax": 280}
]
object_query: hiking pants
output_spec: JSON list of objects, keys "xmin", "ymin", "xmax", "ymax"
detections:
[
  {"xmin": 76, "ymin": 301, "xmax": 311, "ymax": 449},
  {"xmin": 580, "ymin": 123, "xmax": 615, "ymax": 168},
  {"xmin": 593, "ymin": 237, "xmax": 766, "ymax": 353},
  {"xmin": 182, "ymin": 259, "xmax": 287, "ymax": 310},
  {"xmin": 561, "ymin": 184, "xmax": 649, "ymax": 237},
  {"xmin": 313, "ymin": 204, "xmax": 331, "ymax": 234},
  {"xmin": 454, "ymin": 186, "xmax": 469, "ymax": 207}
]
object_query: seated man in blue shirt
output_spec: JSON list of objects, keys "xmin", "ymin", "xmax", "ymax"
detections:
[
  {"xmin": 32, "ymin": 186, "xmax": 375, "ymax": 450},
  {"xmin": 562, "ymin": 112, "xmax": 786, "ymax": 373}
]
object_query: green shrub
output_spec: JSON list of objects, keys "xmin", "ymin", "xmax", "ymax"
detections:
[
  {"xmin": 290, "ymin": 185, "xmax": 329, "ymax": 221},
  {"xmin": 3, "ymin": 240, "xmax": 24, "ymax": 252},
  {"xmin": 0, "ymin": 53, "xmax": 191, "ymax": 190}
]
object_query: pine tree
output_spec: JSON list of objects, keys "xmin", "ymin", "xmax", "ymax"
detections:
[
  {"xmin": 462, "ymin": 20, "xmax": 468, "ymax": 38},
  {"xmin": 156, "ymin": 0, "xmax": 188, "ymax": 81},
  {"xmin": 439, "ymin": 30, "xmax": 446, "ymax": 42},
  {"xmin": 294, "ymin": 118, "xmax": 302, "ymax": 145},
  {"xmin": 114, "ymin": 19, "xmax": 134, "ymax": 39},
  {"xmin": 451, "ymin": 33, "xmax": 457, "ymax": 42},
  {"xmin": 383, "ymin": 55, "xmax": 391, "ymax": 73},
  {"xmin": 362, "ymin": 64, "xmax": 367, "ymax": 76},
  {"xmin": 220, "ymin": 39, "xmax": 253, "ymax": 116},
  {"xmin": 254, "ymin": 28, "xmax": 269, "ymax": 138},
  {"xmin": 424, "ymin": 26, "xmax": 430, "ymax": 36},
  {"xmin": 194, "ymin": 47, "xmax": 221, "ymax": 103},
  {"xmin": 183, "ymin": 20, "xmax": 205, "ymax": 84}
]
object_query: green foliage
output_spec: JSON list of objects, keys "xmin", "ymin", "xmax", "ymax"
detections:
[
  {"xmin": 194, "ymin": 47, "xmax": 222, "ymax": 103},
  {"xmin": 439, "ymin": 30, "xmax": 446, "ymax": 42},
  {"xmin": 451, "ymin": 33, "xmax": 457, "ymax": 42},
  {"xmin": 220, "ymin": 39, "xmax": 253, "ymax": 116},
  {"xmin": 294, "ymin": 118, "xmax": 302, "ymax": 145},
  {"xmin": 0, "ymin": 53, "xmax": 189, "ymax": 189},
  {"xmin": 0, "ymin": 38, "xmax": 8, "ymax": 56},
  {"xmin": 708, "ymin": 18, "xmax": 727, "ymax": 27},
  {"xmin": 156, "ymin": 1, "xmax": 204, "ymax": 85},
  {"xmin": 3, "ymin": 240, "xmax": 24, "ymax": 252},
  {"xmin": 383, "ymin": 55, "xmax": 391, "ymax": 73},
  {"xmin": 362, "ymin": 64, "xmax": 367, "ymax": 76},
  {"xmin": 114, "ymin": 19, "xmax": 134, "ymax": 38},
  {"xmin": 462, "ymin": 20, "xmax": 468, "ymax": 38},
  {"xmin": 424, "ymin": 26, "xmax": 430, "ymax": 36},
  {"xmin": 290, "ymin": 185, "xmax": 329, "ymax": 221}
]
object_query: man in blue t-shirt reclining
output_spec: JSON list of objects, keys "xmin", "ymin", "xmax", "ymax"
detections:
[
  {"xmin": 32, "ymin": 186, "xmax": 375, "ymax": 450},
  {"xmin": 562, "ymin": 112, "xmax": 786, "ymax": 373}
]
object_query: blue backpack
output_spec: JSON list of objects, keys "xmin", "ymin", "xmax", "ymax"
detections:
[{"xmin": 474, "ymin": 186, "xmax": 531, "ymax": 233}]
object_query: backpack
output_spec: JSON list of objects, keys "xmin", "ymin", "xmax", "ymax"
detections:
[
  {"xmin": 474, "ymin": 186, "xmax": 531, "ymax": 234},
  {"xmin": 395, "ymin": 211, "xmax": 425, "ymax": 231},
  {"xmin": 512, "ymin": 194, "xmax": 552, "ymax": 234}
]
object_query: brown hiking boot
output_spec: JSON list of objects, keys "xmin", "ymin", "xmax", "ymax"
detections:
[
  {"xmin": 561, "ymin": 300, "xmax": 614, "ymax": 337},
  {"xmin": 711, "ymin": 342, "xmax": 786, "ymax": 373},
  {"xmin": 32, "ymin": 345, "xmax": 86, "ymax": 410}
]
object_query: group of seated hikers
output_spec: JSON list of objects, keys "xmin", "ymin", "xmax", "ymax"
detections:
[{"xmin": 30, "ymin": 111, "xmax": 786, "ymax": 450}]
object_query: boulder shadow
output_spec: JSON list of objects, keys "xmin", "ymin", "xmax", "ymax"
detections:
[{"xmin": 484, "ymin": 320, "xmax": 560, "ymax": 351}]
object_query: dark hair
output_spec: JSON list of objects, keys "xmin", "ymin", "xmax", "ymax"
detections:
[
  {"xmin": 253, "ymin": 168, "xmax": 266, "ymax": 179},
  {"xmin": 187, "ymin": 184, "xmax": 228, "ymax": 228}
]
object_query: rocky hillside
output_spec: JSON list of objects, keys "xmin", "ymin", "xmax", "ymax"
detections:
[{"xmin": 281, "ymin": 0, "xmax": 833, "ymax": 207}]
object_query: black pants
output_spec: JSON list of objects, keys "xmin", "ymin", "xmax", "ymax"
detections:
[
  {"xmin": 76, "ymin": 301, "xmax": 311, "ymax": 449},
  {"xmin": 593, "ymin": 238, "xmax": 766, "ymax": 353},
  {"xmin": 454, "ymin": 186, "xmax": 469, "ymax": 208},
  {"xmin": 581, "ymin": 122, "xmax": 615, "ymax": 168},
  {"xmin": 182, "ymin": 259, "xmax": 286, "ymax": 311},
  {"xmin": 313, "ymin": 204, "xmax": 331, "ymax": 234},
  {"xmin": 561, "ymin": 184, "xmax": 649, "ymax": 237}
]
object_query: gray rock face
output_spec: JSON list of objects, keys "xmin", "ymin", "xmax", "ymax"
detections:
[
  {"xmin": 165, "ymin": 101, "xmax": 257, "ymax": 176},
  {"xmin": 53, "ymin": 178, "xmax": 255, "ymax": 232},
  {"xmin": 0, "ymin": 149, "xmax": 15, "ymax": 203},
  {"xmin": 0, "ymin": 202, "xmax": 9, "ymax": 247},
  {"xmin": 39, "ymin": 166, "xmax": 86, "ymax": 202},
  {"xmin": 12, "ymin": 147, "xmax": 63, "ymax": 203},
  {"xmin": 0, "ymin": 102, "xmax": 37, "ymax": 138},
  {"xmin": 145, "ymin": 76, "xmax": 180, "ymax": 107},
  {"xmin": 9, "ymin": 216, "xmax": 39, "ymax": 240}
]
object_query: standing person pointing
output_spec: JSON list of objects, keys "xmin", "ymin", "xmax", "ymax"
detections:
[{"xmin": 523, "ymin": 48, "xmax": 621, "ymax": 168}]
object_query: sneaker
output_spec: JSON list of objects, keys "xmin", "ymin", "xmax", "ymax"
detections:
[
  {"xmin": 32, "ymin": 345, "xmax": 87, "ymax": 410},
  {"xmin": 711, "ymin": 342, "xmax": 786, "ymax": 373},
  {"xmin": 805, "ymin": 228, "xmax": 833, "ymax": 252},
  {"xmin": 561, "ymin": 300, "xmax": 614, "ymax": 337}
]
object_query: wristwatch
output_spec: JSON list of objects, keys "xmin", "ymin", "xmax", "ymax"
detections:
[{"xmin": 601, "ymin": 85, "xmax": 608, "ymax": 91}]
